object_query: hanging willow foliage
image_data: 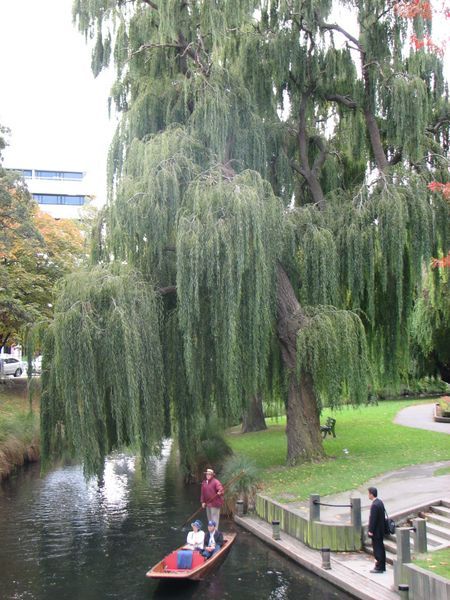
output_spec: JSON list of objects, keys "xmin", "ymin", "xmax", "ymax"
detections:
[
  {"xmin": 106, "ymin": 125, "xmax": 205, "ymax": 282},
  {"xmin": 296, "ymin": 306, "xmax": 370, "ymax": 409},
  {"xmin": 176, "ymin": 169, "xmax": 283, "ymax": 419},
  {"xmin": 40, "ymin": 264, "xmax": 165, "ymax": 476},
  {"xmin": 287, "ymin": 173, "xmax": 445, "ymax": 385},
  {"xmin": 162, "ymin": 308, "xmax": 203, "ymax": 476},
  {"xmin": 411, "ymin": 268, "xmax": 450, "ymax": 360}
]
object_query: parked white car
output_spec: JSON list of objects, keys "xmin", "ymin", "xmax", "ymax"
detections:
[{"xmin": 0, "ymin": 354, "xmax": 27, "ymax": 377}]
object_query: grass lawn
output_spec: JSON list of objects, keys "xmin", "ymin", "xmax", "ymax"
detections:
[
  {"xmin": 414, "ymin": 547, "xmax": 450, "ymax": 580},
  {"xmin": 0, "ymin": 382, "xmax": 38, "ymax": 445},
  {"xmin": 226, "ymin": 400, "xmax": 450, "ymax": 503}
]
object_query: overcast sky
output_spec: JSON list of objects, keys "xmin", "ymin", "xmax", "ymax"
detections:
[
  {"xmin": 0, "ymin": 1, "xmax": 448, "ymax": 206},
  {"xmin": 0, "ymin": 0, "xmax": 115, "ymax": 204}
]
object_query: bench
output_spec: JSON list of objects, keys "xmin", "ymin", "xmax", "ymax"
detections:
[
  {"xmin": 366, "ymin": 393, "xmax": 378, "ymax": 406},
  {"xmin": 320, "ymin": 417, "xmax": 336, "ymax": 439}
]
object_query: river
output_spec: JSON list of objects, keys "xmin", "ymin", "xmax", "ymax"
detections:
[{"xmin": 0, "ymin": 443, "xmax": 352, "ymax": 599}]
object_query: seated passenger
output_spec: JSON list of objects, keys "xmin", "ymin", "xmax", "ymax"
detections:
[
  {"xmin": 183, "ymin": 520, "xmax": 205, "ymax": 551},
  {"xmin": 201, "ymin": 520, "xmax": 223, "ymax": 558}
]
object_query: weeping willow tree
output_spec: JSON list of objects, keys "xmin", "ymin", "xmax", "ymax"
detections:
[{"xmin": 40, "ymin": 0, "xmax": 449, "ymax": 475}]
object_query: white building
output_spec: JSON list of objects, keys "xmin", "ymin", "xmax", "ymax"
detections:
[{"xmin": 12, "ymin": 168, "xmax": 92, "ymax": 219}]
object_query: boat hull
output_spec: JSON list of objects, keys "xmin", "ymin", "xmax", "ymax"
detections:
[{"xmin": 146, "ymin": 533, "xmax": 236, "ymax": 581}]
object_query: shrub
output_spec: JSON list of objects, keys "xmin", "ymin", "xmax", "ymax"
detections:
[
  {"xmin": 439, "ymin": 396, "xmax": 450, "ymax": 417},
  {"xmin": 189, "ymin": 420, "xmax": 233, "ymax": 481},
  {"xmin": 220, "ymin": 454, "xmax": 261, "ymax": 515}
]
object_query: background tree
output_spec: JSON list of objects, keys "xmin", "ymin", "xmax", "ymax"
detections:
[
  {"xmin": 0, "ymin": 134, "xmax": 84, "ymax": 350},
  {"xmin": 41, "ymin": 0, "xmax": 449, "ymax": 476}
]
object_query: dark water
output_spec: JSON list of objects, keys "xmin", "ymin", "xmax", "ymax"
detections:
[{"xmin": 0, "ymin": 443, "xmax": 352, "ymax": 600}]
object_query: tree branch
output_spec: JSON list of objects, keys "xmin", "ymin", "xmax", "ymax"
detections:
[
  {"xmin": 427, "ymin": 116, "xmax": 450, "ymax": 134},
  {"xmin": 141, "ymin": 0, "xmax": 158, "ymax": 9},
  {"xmin": 130, "ymin": 34, "xmax": 210, "ymax": 77},
  {"xmin": 296, "ymin": 93, "xmax": 326, "ymax": 209},
  {"xmin": 158, "ymin": 285, "xmax": 177, "ymax": 296},
  {"xmin": 311, "ymin": 136, "xmax": 328, "ymax": 176},
  {"xmin": 290, "ymin": 161, "xmax": 307, "ymax": 178},
  {"xmin": 316, "ymin": 14, "xmax": 363, "ymax": 53},
  {"xmin": 325, "ymin": 94, "xmax": 358, "ymax": 109}
]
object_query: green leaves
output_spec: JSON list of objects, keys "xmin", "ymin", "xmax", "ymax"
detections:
[
  {"xmin": 177, "ymin": 169, "xmax": 283, "ymax": 419},
  {"xmin": 296, "ymin": 306, "xmax": 369, "ymax": 409},
  {"xmin": 41, "ymin": 265, "xmax": 165, "ymax": 476}
]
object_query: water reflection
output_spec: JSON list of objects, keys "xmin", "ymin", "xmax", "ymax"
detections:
[{"xmin": 0, "ymin": 449, "xmax": 351, "ymax": 600}]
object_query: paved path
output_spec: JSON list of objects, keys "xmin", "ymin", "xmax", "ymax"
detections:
[
  {"xmin": 394, "ymin": 401, "xmax": 450, "ymax": 434},
  {"xmin": 290, "ymin": 460, "xmax": 450, "ymax": 523}
]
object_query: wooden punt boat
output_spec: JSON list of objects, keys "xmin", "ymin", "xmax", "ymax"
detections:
[{"xmin": 146, "ymin": 533, "xmax": 237, "ymax": 581}]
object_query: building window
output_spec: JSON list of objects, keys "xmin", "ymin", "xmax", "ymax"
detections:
[
  {"xmin": 35, "ymin": 170, "xmax": 84, "ymax": 180},
  {"xmin": 8, "ymin": 168, "xmax": 32, "ymax": 177},
  {"xmin": 33, "ymin": 194, "xmax": 85, "ymax": 205}
]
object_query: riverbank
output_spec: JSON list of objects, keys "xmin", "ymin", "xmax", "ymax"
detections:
[
  {"xmin": 226, "ymin": 399, "xmax": 450, "ymax": 503},
  {"xmin": 0, "ymin": 380, "xmax": 40, "ymax": 479}
]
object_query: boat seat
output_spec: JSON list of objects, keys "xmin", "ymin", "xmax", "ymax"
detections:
[{"xmin": 163, "ymin": 550, "xmax": 205, "ymax": 570}]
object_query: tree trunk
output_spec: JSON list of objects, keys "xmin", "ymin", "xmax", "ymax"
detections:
[
  {"xmin": 276, "ymin": 264, "xmax": 325, "ymax": 464},
  {"xmin": 361, "ymin": 57, "xmax": 388, "ymax": 174},
  {"xmin": 297, "ymin": 93, "xmax": 326, "ymax": 210},
  {"xmin": 364, "ymin": 108, "xmax": 389, "ymax": 173},
  {"xmin": 0, "ymin": 332, "xmax": 10, "ymax": 352},
  {"xmin": 241, "ymin": 394, "xmax": 267, "ymax": 433},
  {"xmin": 286, "ymin": 372, "xmax": 324, "ymax": 464}
]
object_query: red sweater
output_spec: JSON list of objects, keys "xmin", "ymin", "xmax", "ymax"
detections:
[{"xmin": 200, "ymin": 477, "xmax": 224, "ymax": 508}]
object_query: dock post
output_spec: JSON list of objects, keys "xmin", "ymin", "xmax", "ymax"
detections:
[
  {"xmin": 350, "ymin": 497, "xmax": 362, "ymax": 549},
  {"xmin": 412, "ymin": 518, "xmax": 427, "ymax": 554},
  {"xmin": 321, "ymin": 547, "xmax": 331, "ymax": 570},
  {"xmin": 393, "ymin": 527, "xmax": 411, "ymax": 589},
  {"xmin": 236, "ymin": 500, "xmax": 244, "ymax": 517},
  {"xmin": 272, "ymin": 520, "xmax": 281, "ymax": 540},
  {"xmin": 309, "ymin": 494, "xmax": 320, "ymax": 522},
  {"xmin": 350, "ymin": 497, "xmax": 361, "ymax": 529}
]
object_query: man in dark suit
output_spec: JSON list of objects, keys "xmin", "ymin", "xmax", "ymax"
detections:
[
  {"xmin": 368, "ymin": 486, "xmax": 386, "ymax": 573},
  {"xmin": 201, "ymin": 520, "xmax": 224, "ymax": 559}
]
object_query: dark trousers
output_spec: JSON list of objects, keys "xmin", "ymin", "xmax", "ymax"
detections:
[
  {"xmin": 201, "ymin": 546, "xmax": 220, "ymax": 559},
  {"xmin": 372, "ymin": 536, "xmax": 386, "ymax": 571}
]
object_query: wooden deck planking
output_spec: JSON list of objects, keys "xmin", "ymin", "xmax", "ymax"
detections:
[{"xmin": 235, "ymin": 514, "xmax": 399, "ymax": 600}]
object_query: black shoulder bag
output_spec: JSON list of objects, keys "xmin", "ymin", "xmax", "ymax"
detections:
[{"xmin": 384, "ymin": 509, "xmax": 395, "ymax": 536}]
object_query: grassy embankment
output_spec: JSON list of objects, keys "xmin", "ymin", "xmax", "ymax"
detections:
[
  {"xmin": 414, "ymin": 547, "xmax": 450, "ymax": 579},
  {"xmin": 0, "ymin": 381, "xmax": 40, "ymax": 479},
  {"xmin": 226, "ymin": 400, "xmax": 450, "ymax": 503}
]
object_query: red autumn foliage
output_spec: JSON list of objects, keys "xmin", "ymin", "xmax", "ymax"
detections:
[
  {"xmin": 431, "ymin": 252, "xmax": 450, "ymax": 268},
  {"xmin": 395, "ymin": 0, "xmax": 449, "ymax": 56},
  {"xmin": 427, "ymin": 181, "xmax": 450, "ymax": 199},
  {"xmin": 395, "ymin": 0, "xmax": 433, "ymax": 20},
  {"xmin": 411, "ymin": 33, "xmax": 445, "ymax": 56}
]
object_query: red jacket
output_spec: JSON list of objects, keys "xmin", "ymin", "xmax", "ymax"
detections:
[{"xmin": 200, "ymin": 477, "xmax": 224, "ymax": 508}]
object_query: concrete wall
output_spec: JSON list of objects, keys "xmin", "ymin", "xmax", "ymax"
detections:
[{"xmin": 256, "ymin": 494, "xmax": 362, "ymax": 551}]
